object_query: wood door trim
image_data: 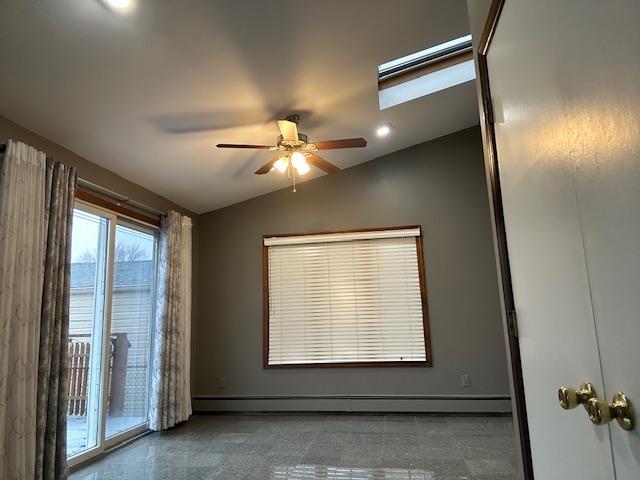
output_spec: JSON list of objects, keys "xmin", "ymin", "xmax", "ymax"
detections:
[{"xmin": 477, "ymin": 1, "xmax": 535, "ymax": 478}]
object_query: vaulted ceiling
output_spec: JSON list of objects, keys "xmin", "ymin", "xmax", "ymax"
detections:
[{"xmin": 0, "ymin": 0, "xmax": 477, "ymax": 213}]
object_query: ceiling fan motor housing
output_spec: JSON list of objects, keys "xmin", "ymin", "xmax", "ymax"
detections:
[
  {"xmin": 277, "ymin": 133, "xmax": 308, "ymax": 146},
  {"xmin": 284, "ymin": 114, "xmax": 301, "ymax": 124}
]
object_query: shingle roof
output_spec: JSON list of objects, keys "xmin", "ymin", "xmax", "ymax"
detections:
[{"xmin": 71, "ymin": 261, "xmax": 154, "ymax": 289}]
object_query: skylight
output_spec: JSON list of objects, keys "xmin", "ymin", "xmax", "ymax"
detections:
[{"xmin": 377, "ymin": 34, "xmax": 475, "ymax": 110}]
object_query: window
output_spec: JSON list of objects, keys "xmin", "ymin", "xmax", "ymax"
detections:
[
  {"xmin": 263, "ymin": 227, "xmax": 431, "ymax": 367},
  {"xmin": 377, "ymin": 35, "xmax": 475, "ymax": 109}
]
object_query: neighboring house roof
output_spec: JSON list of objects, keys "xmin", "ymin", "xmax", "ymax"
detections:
[{"xmin": 71, "ymin": 261, "xmax": 154, "ymax": 289}]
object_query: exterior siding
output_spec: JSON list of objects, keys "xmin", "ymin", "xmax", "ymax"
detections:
[{"xmin": 69, "ymin": 286, "xmax": 152, "ymax": 417}]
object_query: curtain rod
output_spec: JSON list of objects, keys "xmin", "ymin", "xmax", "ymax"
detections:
[
  {"xmin": 77, "ymin": 178, "xmax": 165, "ymax": 217},
  {"xmin": 1, "ymin": 142, "xmax": 165, "ymax": 217}
]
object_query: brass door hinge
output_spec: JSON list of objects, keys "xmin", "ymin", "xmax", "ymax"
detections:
[{"xmin": 507, "ymin": 308, "xmax": 518, "ymax": 338}]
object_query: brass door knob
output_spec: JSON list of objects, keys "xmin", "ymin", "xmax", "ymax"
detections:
[
  {"xmin": 558, "ymin": 381, "xmax": 595, "ymax": 410},
  {"xmin": 587, "ymin": 392, "xmax": 634, "ymax": 431}
]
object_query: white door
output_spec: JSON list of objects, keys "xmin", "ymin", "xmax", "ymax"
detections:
[
  {"xmin": 484, "ymin": 0, "xmax": 639, "ymax": 478},
  {"xmin": 563, "ymin": 1, "xmax": 640, "ymax": 477}
]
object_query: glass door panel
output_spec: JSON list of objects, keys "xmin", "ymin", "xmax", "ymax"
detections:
[
  {"xmin": 67, "ymin": 209, "xmax": 110, "ymax": 457},
  {"xmin": 105, "ymin": 222, "xmax": 157, "ymax": 438}
]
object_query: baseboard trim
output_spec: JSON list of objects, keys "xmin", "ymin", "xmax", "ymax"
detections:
[{"xmin": 192, "ymin": 394, "xmax": 512, "ymax": 414}]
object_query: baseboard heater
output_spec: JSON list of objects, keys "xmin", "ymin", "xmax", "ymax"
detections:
[{"xmin": 193, "ymin": 394, "xmax": 510, "ymax": 401}]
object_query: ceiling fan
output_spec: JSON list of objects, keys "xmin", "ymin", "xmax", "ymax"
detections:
[{"xmin": 216, "ymin": 114, "xmax": 367, "ymax": 191}]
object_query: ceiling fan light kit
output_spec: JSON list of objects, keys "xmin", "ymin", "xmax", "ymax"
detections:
[
  {"xmin": 273, "ymin": 156, "xmax": 289, "ymax": 174},
  {"xmin": 216, "ymin": 114, "xmax": 367, "ymax": 192},
  {"xmin": 290, "ymin": 151, "xmax": 310, "ymax": 175}
]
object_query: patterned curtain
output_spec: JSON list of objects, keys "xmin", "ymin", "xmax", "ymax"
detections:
[
  {"xmin": 0, "ymin": 141, "xmax": 47, "ymax": 480},
  {"xmin": 149, "ymin": 211, "xmax": 192, "ymax": 431},
  {"xmin": 0, "ymin": 141, "xmax": 76, "ymax": 480},
  {"xmin": 36, "ymin": 158, "xmax": 76, "ymax": 480}
]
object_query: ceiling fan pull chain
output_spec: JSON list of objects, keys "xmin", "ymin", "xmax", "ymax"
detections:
[{"xmin": 292, "ymin": 161, "xmax": 297, "ymax": 192}]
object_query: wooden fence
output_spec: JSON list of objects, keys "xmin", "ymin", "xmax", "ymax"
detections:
[
  {"xmin": 67, "ymin": 334, "xmax": 130, "ymax": 416},
  {"xmin": 68, "ymin": 339, "xmax": 91, "ymax": 415}
]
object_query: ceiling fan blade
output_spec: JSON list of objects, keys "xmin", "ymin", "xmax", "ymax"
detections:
[
  {"xmin": 313, "ymin": 138, "xmax": 367, "ymax": 149},
  {"xmin": 306, "ymin": 153, "xmax": 341, "ymax": 174},
  {"xmin": 277, "ymin": 120, "xmax": 299, "ymax": 142},
  {"xmin": 217, "ymin": 143, "xmax": 275, "ymax": 149},
  {"xmin": 254, "ymin": 155, "xmax": 281, "ymax": 175}
]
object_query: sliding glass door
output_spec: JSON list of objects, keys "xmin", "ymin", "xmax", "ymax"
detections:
[
  {"xmin": 67, "ymin": 208, "xmax": 110, "ymax": 458},
  {"xmin": 67, "ymin": 202, "xmax": 157, "ymax": 465},
  {"xmin": 105, "ymin": 223, "xmax": 156, "ymax": 440}
]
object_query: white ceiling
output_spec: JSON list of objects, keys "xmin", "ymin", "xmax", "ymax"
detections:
[{"xmin": 0, "ymin": 0, "xmax": 478, "ymax": 213}]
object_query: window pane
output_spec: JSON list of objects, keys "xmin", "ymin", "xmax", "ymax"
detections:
[
  {"xmin": 68, "ymin": 209, "xmax": 109, "ymax": 457},
  {"xmin": 105, "ymin": 222, "xmax": 156, "ymax": 438}
]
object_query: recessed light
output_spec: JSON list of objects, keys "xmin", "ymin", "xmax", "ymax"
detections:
[
  {"xmin": 376, "ymin": 124, "xmax": 392, "ymax": 137},
  {"xmin": 101, "ymin": 0, "xmax": 135, "ymax": 13}
]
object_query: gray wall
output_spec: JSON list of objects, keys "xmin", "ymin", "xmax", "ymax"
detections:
[{"xmin": 194, "ymin": 126, "xmax": 510, "ymax": 412}]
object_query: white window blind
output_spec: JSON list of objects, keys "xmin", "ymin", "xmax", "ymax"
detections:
[{"xmin": 265, "ymin": 228, "xmax": 429, "ymax": 366}]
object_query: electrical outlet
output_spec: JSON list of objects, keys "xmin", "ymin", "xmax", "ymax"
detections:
[
  {"xmin": 218, "ymin": 376, "xmax": 227, "ymax": 389},
  {"xmin": 461, "ymin": 374, "xmax": 470, "ymax": 387}
]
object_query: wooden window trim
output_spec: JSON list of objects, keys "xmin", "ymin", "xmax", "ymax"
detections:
[
  {"xmin": 378, "ymin": 49, "xmax": 473, "ymax": 90},
  {"xmin": 75, "ymin": 189, "xmax": 161, "ymax": 228},
  {"xmin": 262, "ymin": 225, "xmax": 433, "ymax": 369}
]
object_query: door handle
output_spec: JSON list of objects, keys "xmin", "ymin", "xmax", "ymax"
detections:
[
  {"xmin": 587, "ymin": 392, "xmax": 634, "ymax": 431},
  {"xmin": 558, "ymin": 381, "xmax": 596, "ymax": 410}
]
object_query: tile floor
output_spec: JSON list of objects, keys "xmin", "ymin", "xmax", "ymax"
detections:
[{"xmin": 70, "ymin": 414, "xmax": 517, "ymax": 480}]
